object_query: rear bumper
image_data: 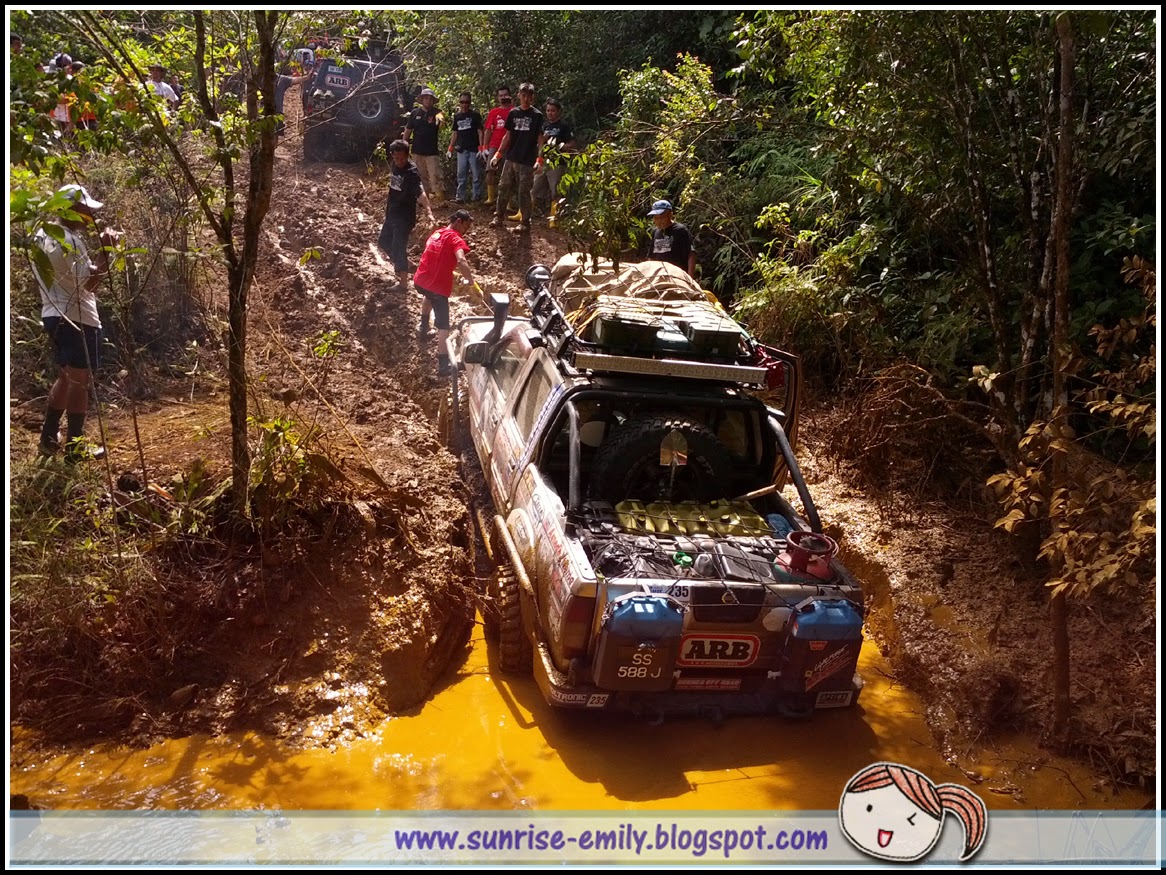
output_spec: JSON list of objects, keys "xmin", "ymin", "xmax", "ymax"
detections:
[{"xmin": 532, "ymin": 642, "xmax": 863, "ymax": 718}]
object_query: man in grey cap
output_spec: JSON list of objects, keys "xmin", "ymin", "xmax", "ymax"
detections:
[
  {"xmin": 646, "ymin": 199, "xmax": 695, "ymax": 276},
  {"xmin": 405, "ymin": 87, "xmax": 444, "ymax": 203},
  {"xmin": 33, "ymin": 184, "xmax": 113, "ymax": 462}
]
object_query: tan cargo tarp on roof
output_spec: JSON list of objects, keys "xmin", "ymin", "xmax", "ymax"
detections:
[{"xmin": 550, "ymin": 252, "xmax": 716, "ymax": 315}]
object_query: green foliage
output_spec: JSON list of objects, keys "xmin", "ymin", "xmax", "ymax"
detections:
[
  {"xmin": 556, "ymin": 140, "xmax": 645, "ymax": 270},
  {"xmin": 396, "ymin": 10, "xmax": 743, "ymax": 140},
  {"xmin": 8, "ymin": 457, "xmax": 151, "ymax": 708},
  {"xmin": 245, "ymin": 411, "xmax": 348, "ymax": 537},
  {"xmin": 987, "ymin": 258, "xmax": 1155, "ymax": 602},
  {"xmin": 244, "ymin": 328, "xmax": 353, "ymax": 534},
  {"xmin": 311, "ymin": 328, "xmax": 343, "ymax": 359},
  {"xmin": 988, "ymin": 424, "xmax": 1156, "ymax": 601},
  {"xmin": 165, "ymin": 459, "xmax": 231, "ymax": 536},
  {"xmin": 559, "ymin": 54, "xmax": 736, "ymax": 270}
]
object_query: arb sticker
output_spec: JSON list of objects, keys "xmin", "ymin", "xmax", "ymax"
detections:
[{"xmin": 677, "ymin": 635, "xmax": 758, "ymax": 667}]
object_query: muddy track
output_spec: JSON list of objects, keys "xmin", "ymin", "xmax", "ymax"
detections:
[
  {"xmin": 239, "ymin": 128, "xmax": 1154, "ymax": 783},
  {"xmin": 185, "ymin": 136, "xmax": 572, "ymax": 746},
  {"xmin": 11, "ymin": 110, "xmax": 1149, "ymax": 791}
]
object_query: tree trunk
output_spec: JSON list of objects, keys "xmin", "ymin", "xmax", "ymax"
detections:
[
  {"xmin": 194, "ymin": 10, "xmax": 280, "ymax": 515},
  {"xmin": 1048, "ymin": 11, "xmax": 1076, "ymax": 750},
  {"xmin": 226, "ymin": 261, "xmax": 250, "ymax": 511}
]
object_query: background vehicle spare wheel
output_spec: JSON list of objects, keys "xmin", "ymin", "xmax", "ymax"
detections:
[{"xmin": 343, "ymin": 87, "xmax": 393, "ymax": 129}]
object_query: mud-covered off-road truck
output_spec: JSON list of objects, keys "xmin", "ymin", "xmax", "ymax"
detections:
[
  {"xmin": 443, "ymin": 255, "xmax": 867, "ymax": 718},
  {"xmin": 301, "ymin": 36, "xmax": 410, "ymax": 162}
]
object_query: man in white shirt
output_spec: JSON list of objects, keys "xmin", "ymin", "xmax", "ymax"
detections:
[
  {"xmin": 34, "ymin": 184, "xmax": 111, "ymax": 462},
  {"xmin": 148, "ymin": 63, "xmax": 179, "ymax": 109}
]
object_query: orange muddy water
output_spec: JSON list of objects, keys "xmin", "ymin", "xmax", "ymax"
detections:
[{"xmin": 9, "ymin": 627, "xmax": 1150, "ymax": 814}]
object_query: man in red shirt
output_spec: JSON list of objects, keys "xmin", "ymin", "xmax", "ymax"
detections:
[
  {"xmin": 413, "ymin": 209, "xmax": 479, "ymax": 376},
  {"xmin": 482, "ymin": 85, "xmax": 513, "ymax": 206}
]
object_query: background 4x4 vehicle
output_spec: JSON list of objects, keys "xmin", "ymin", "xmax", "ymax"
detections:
[
  {"xmin": 443, "ymin": 256, "xmax": 868, "ymax": 719},
  {"xmin": 301, "ymin": 39, "xmax": 411, "ymax": 163}
]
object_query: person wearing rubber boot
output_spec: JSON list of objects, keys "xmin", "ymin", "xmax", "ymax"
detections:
[
  {"xmin": 490, "ymin": 82, "xmax": 543, "ymax": 232},
  {"xmin": 531, "ymin": 97, "xmax": 577, "ymax": 223},
  {"xmin": 378, "ymin": 139, "xmax": 437, "ymax": 293},
  {"xmin": 33, "ymin": 183, "xmax": 114, "ymax": 463},
  {"xmin": 413, "ymin": 209, "xmax": 478, "ymax": 377},
  {"xmin": 483, "ymin": 85, "xmax": 512, "ymax": 207}
]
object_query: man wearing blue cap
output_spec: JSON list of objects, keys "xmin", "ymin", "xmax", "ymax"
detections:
[{"xmin": 646, "ymin": 199, "xmax": 695, "ymax": 276}]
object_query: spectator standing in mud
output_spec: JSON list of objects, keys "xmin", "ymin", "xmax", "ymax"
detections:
[
  {"xmin": 482, "ymin": 85, "xmax": 512, "ymax": 206},
  {"xmin": 446, "ymin": 91, "xmax": 485, "ymax": 204},
  {"xmin": 405, "ymin": 87, "xmax": 444, "ymax": 203},
  {"xmin": 413, "ymin": 209, "xmax": 478, "ymax": 377},
  {"xmin": 645, "ymin": 199, "xmax": 696, "ymax": 276},
  {"xmin": 490, "ymin": 82, "xmax": 543, "ymax": 232},
  {"xmin": 33, "ymin": 184, "xmax": 115, "ymax": 463},
  {"xmin": 378, "ymin": 139, "xmax": 437, "ymax": 293},
  {"xmin": 531, "ymin": 97, "xmax": 577, "ymax": 222}
]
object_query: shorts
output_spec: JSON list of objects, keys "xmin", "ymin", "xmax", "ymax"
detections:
[
  {"xmin": 43, "ymin": 317, "xmax": 101, "ymax": 370},
  {"xmin": 417, "ymin": 287, "xmax": 450, "ymax": 330}
]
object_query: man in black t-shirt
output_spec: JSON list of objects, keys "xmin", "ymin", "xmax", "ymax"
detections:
[
  {"xmin": 445, "ymin": 91, "xmax": 485, "ymax": 202},
  {"xmin": 378, "ymin": 139, "xmax": 437, "ymax": 292},
  {"xmin": 405, "ymin": 87, "xmax": 444, "ymax": 203},
  {"xmin": 646, "ymin": 199, "xmax": 696, "ymax": 276},
  {"xmin": 489, "ymin": 82, "xmax": 543, "ymax": 231},
  {"xmin": 532, "ymin": 97, "xmax": 577, "ymax": 220}
]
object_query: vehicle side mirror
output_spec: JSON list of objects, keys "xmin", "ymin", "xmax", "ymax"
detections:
[{"xmin": 463, "ymin": 341, "xmax": 490, "ymax": 365}]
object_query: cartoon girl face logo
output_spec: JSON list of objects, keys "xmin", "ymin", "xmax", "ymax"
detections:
[{"xmin": 839, "ymin": 762, "xmax": 987, "ymax": 862}]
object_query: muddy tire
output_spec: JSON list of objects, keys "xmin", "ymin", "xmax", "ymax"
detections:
[
  {"xmin": 437, "ymin": 382, "xmax": 466, "ymax": 452},
  {"xmin": 437, "ymin": 386, "xmax": 454, "ymax": 451},
  {"xmin": 492, "ymin": 564, "xmax": 531, "ymax": 675},
  {"xmin": 587, "ymin": 415, "xmax": 736, "ymax": 503},
  {"xmin": 303, "ymin": 125, "xmax": 327, "ymax": 163},
  {"xmin": 342, "ymin": 87, "xmax": 394, "ymax": 130}
]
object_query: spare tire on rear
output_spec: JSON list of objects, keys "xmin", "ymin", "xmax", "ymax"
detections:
[
  {"xmin": 587, "ymin": 416, "xmax": 736, "ymax": 504},
  {"xmin": 342, "ymin": 86, "xmax": 394, "ymax": 130}
]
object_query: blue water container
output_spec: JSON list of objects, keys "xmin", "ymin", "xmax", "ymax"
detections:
[
  {"xmin": 790, "ymin": 599, "xmax": 863, "ymax": 640},
  {"xmin": 766, "ymin": 513, "xmax": 793, "ymax": 538},
  {"xmin": 779, "ymin": 599, "xmax": 863, "ymax": 693},
  {"xmin": 593, "ymin": 594, "xmax": 684, "ymax": 691}
]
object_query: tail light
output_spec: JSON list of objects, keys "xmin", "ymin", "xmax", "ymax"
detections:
[{"xmin": 560, "ymin": 595, "xmax": 595, "ymax": 658}]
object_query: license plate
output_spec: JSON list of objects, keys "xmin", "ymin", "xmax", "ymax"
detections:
[{"xmin": 815, "ymin": 690, "xmax": 853, "ymax": 708}]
